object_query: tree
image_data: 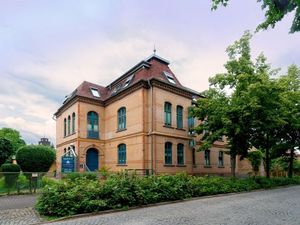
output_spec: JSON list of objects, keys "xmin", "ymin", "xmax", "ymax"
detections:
[
  {"xmin": 211, "ymin": 0, "xmax": 300, "ymax": 33},
  {"xmin": 16, "ymin": 145, "xmax": 56, "ymax": 172},
  {"xmin": 0, "ymin": 138, "xmax": 14, "ymax": 166},
  {"xmin": 247, "ymin": 150, "xmax": 263, "ymax": 176},
  {"xmin": 191, "ymin": 31, "xmax": 255, "ymax": 176},
  {"xmin": 0, "ymin": 128, "xmax": 26, "ymax": 154},
  {"xmin": 276, "ymin": 65, "xmax": 300, "ymax": 177},
  {"xmin": 191, "ymin": 31, "xmax": 287, "ymax": 178}
]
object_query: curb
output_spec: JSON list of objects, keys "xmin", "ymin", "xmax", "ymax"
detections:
[{"xmin": 33, "ymin": 185, "xmax": 299, "ymax": 224}]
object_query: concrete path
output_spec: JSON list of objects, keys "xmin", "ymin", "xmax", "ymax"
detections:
[
  {"xmin": 0, "ymin": 195, "xmax": 42, "ymax": 225},
  {"xmin": 41, "ymin": 185, "xmax": 300, "ymax": 225}
]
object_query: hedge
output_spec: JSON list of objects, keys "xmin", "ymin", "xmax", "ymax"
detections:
[
  {"xmin": 36, "ymin": 173, "xmax": 300, "ymax": 217},
  {"xmin": 16, "ymin": 145, "xmax": 55, "ymax": 172}
]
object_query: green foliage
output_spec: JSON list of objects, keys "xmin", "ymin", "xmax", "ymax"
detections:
[
  {"xmin": 0, "ymin": 128, "xmax": 26, "ymax": 154},
  {"xmin": 0, "ymin": 163, "xmax": 21, "ymax": 189},
  {"xmin": 211, "ymin": 0, "xmax": 300, "ymax": 33},
  {"xmin": 247, "ymin": 151, "xmax": 263, "ymax": 174},
  {"xmin": 36, "ymin": 172, "xmax": 300, "ymax": 217},
  {"xmin": 16, "ymin": 145, "xmax": 56, "ymax": 172},
  {"xmin": 0, "ymin": 138, "xmax": 14, "ymax": 166},
  {"xmin": 64, "ymin": 172, "xmax": 98, "ymax": 182}
]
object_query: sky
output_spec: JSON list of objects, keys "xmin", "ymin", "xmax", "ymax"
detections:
[{"xmin": 0, "ymin": 0, "xmax": 299, "ymax": 145}]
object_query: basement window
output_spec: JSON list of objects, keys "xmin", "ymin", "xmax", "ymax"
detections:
[
  {"xmin": 123, "ymin": 74, "xmax": 134, "ymax": 88},
  {"xmin": 163, "ymin": 71, "xmax": 176, "ymax": 84},
  {"xmin": 90, "ymin": 88, "xmax": 100, "ymax": 97}
]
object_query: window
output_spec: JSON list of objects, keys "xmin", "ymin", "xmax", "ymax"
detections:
[
  {"xmin": 87, "ymin": 111, "xmax": 99, "ymax": 139},
  {"xmin": 90, "ymin": 88, "xmax": 100, "ymax": 97},
  {"xmin": 204, "ymin": 150, "xmax": 210, "ymax": 166},
  {"xmin": 188, "ymin": 116, "xmax": 195, "ymax": 129},
  {"xmin": 164, "ymin": 102, "xmax": 172, "ymax": 126},
  {"xmin": 118, "ymin": 144, "xmax": 126, "ymax": 164},
  {"xmin": 165, "ymin": 142, "xmax": 172, "ymax": 165},
  {"xmin": 72, "ymin": 112, "xmax": 76, "ymax": 134},
  {"xmin": 118, "ymin": 107, "xmax": 126, "ymax": 130},
  {"xmin": 112, "ymin": 84, "xmax": 122, "ymax": 95},
  {"xmin": 63, "ymin": 118, "xmax": 67, "ymax": 137},
  {"xmin": 163, "ymin": 71, "xmax": 176, "ymax": 84},
  {"xmin": 123, "ymin": 74, "xmax": 134, "ymax": 88},
  {"xmin": 177, "ymin": 144, "xmax": 184, "ymax": 165},
  {"xmin": 192, "ymin": 148, "xmax": 196, "ymax": 165},
  {"xmin": 218, "ymin": 151, "xmax": 224, "ymax": 167},
  {"xmin": 67, "ymin": 115, "xmax": 71, "ymax": 135},
  {"xmin": 176, "ymin": 106, "xmax": 183, "ymax": 129}
]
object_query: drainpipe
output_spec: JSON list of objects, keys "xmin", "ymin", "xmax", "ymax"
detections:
[{"xmin": 148, "ymin": 79, "xmax": 154, "ymax": 174}]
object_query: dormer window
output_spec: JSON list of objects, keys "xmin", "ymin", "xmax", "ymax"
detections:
[
  {"xmin": 123, "ymin": 74, "xmax": 134, "ymax": 88},
  {"xmin": 90, "ymin": 88, "xmax": 100, "ymax": 97},
  {"xmin": 163, "ymin": 71, "xmax": 176, "ymax": 84},
  {"xmin": 112, "ymin": 83, "xmax": 122, "ymax": 95}
]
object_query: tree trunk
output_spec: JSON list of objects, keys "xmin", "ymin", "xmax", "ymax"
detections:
[
  {"xmin": 230, "ymin": 155, "xmax": 236, "ymax": 177},
  {"xmin": 266, "ymin": 135, "xmax": 270, "ymax": 178},
  {"xmin": 288, "ymin": 147, "xmax": 294, "ymax": 178},
  {"xmin": 265, "ymin": 148, "xmax": 270, "ymax": 178}
]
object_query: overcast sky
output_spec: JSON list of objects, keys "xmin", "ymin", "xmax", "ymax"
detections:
[{"xmin": 0, "ymin": 0, "xmax": 299, "ymax": 145}]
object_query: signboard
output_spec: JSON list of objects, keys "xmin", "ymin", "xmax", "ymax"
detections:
[{"xmin": 61, "ymin": 156, "xmax": 76, "ymax": 173}]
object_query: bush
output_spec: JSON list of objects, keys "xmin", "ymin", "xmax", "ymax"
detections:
[
  {"xmin": 64, "ymin": 172, "xmax": 98, "ymax": 181},
  {"xmin": 36, "ymin": 173, "xmax": 300, "ymax": 217},
  {"xmin": 0, "ymin": 163, "xmax": 21, "ymax": 190},
  {"xmin": 16, "ymin": 145, "xmax": 55, "ymax": 172}
]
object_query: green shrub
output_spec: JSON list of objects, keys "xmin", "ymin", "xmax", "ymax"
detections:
[
  {"xmin": 16, "ymin": 145, "xmax": 55, "ymax": 172},
  {"xmin": 36, "ymin": 173, "xmax": 300, "ymax": 217},
  {"xmin": 0, "ymin": 163, "xmax": 21, "ymax": 190},
  {"xmin": 64, "ymin": 172, "xmax": 98, "ymax": 181}
]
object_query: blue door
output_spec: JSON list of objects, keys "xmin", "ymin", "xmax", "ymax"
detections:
[{"xmin": 86, "ymin": 148, "xmax": 99, "ymax": 171}]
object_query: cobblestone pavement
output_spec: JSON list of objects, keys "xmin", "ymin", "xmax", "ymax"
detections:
[
  {"xmin": 0, "ymin": 195, "xmax": 42, "ymax": 225},
  {"xmin": 42, "ymin": 185, "xmax": 300, "ymax": 225}
]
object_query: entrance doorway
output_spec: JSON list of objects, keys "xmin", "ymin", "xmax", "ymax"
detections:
[{"xmin": 86, "ymin": 148, "xmax": 99, "ymax": 171}]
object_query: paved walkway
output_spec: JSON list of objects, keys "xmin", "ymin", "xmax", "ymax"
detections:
[
  {"xmin": 0, "ymin": 195, "xmax": 42, "ymax": 225},
  {"xmin": 41, "ymin": 185, "xmax": 300, "ymax": 225}
]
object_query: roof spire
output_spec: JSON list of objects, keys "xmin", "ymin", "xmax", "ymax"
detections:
[{"xmin": 153, "ymin": 44, "xmax": 156, "ymax": 55}]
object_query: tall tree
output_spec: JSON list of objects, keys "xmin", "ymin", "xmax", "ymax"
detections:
[
  {"xmin": 0, "ymin": 138, "xmax": 14, "ymax": 166},
  {"xmin": 276, "ymin": 65, "xmax": 300, "ymax": 177},
  {"xmin": 212, "ymin": 0, "xmax": 300, "ymax": 33},
  {"xmin": 0, "ymin": 128, "xmax": 26, "ymax": 154},
  {"xmin": 191, "ymin": 31, "xmax": 255, "ymax": 176}
]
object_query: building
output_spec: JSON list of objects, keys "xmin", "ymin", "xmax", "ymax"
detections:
[
  {"xmin": 38, "ymin": 137, "xmax": 52, "ymax": 146},
  {"xmin": 54, "ymin": 54, "xmax": 251, "ymax": 176}
]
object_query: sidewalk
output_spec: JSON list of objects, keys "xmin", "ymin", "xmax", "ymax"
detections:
[{"xmin": 0, "ymin": 195, "xmax": 42, "ymax": 225}]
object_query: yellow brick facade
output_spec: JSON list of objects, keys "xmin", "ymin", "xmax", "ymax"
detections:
[{"xmin": 55, "ymin": 55, "xmax": 252, "ymax": 176}]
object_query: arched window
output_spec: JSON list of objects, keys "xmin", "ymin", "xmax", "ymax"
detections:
[
  {"xmin": 67, "ymin": 115, "xmax": 71, "ymax": 135},
  {"xmin": 72, "ymin": 112, "xmax": 76, "ymax": 134},
  {"xmin": 87, "ymin": 111, "xmax": 99, "ymax": 139},
  {"xmin": 177, "ymin": 144, "xmax": 184, "ymax": 165},
  {"xmin": 176, "ymin": 105, "xmax": 183, "ymax": 129},
  {"xmin": 164, "ymin": 142, "xmax": 172, "ymax": 165},
  {"xmin": 118, "ymin": 144, "xmax": 126, "ymax": 164},
  {"xmin": 164, "ymin": 102, "xmax": 172, "ymax": 126},
  {"xmin": 63, "ymin": 118, "xmax": 67, "ymax": 137},
  {"xmin": 118, "ymin": 107, "xmax": 126, "ymax": 131}
]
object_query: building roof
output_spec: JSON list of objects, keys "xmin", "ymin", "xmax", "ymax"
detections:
[{"xmin": 56, "ymin": 54, "xmax": 201, "ymax": 115}]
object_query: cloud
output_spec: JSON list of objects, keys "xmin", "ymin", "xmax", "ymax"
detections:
[{"xmin": 0, "ymin": 0, "xmax": 299, "ymax": 145}]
